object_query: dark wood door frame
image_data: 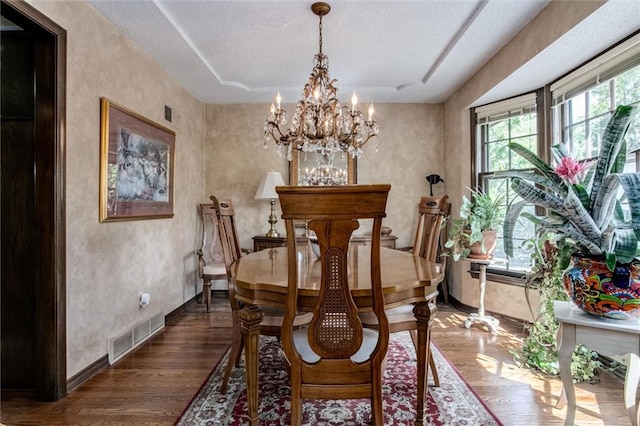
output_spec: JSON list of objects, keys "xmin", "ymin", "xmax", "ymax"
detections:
[{"xmin": 1, "ymin": 0, "xmax": 67, "ymax": 401}]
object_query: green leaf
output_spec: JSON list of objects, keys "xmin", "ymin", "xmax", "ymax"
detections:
[
  {"xmin": 610, "ymin": 228, "xmax": 639, "ymax": 264},
  {"xmin": 494, "ymin": 170, "xmax": 563, "ymax": 193},
  {"xmin": 503, "ymin": 200, "xmax": 528, "ymax": 257},
  {"xmin": 605, "ymin": 251, "xmax": 617, "ymax": 271},
  {"xmin": 563, "ymin": 190, "xmax": 601, "ymax": 242},
  {"xmin": 572, "ymin": 183, "xmax": 590, "ymax": 210},
  {"xmin": 509, "ymin": 142, "xmax": 567, "ymax": 194},
  {"xmin": 611, "ymin": 139, "xmax": 628, "ymax": 175},
  {"xmin": 592, "ymin": 173, "xmax": 640, "ymax": 260},
  {"xmin": 589, "ymin": 105, "xmax": 636, "ymax": 211},
  {"xmin": 511, "ymin": 178, "xmax": 569, "ymax": 216},
  {"xmin": 551, "ymin": 143, "xmax": 570, "ymax": 165},
  {"xmin": 552, "ymin": 224, "xmax": 601, "ymax": 254}
]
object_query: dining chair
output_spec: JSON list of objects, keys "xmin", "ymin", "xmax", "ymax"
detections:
[
  {"xmin": 211, "ymin": 196, "xmax": 312, "ymax": 394},
  {"xmin": 414, "ymin": 195, "xmax": 451, "ymax": 303},
  {"xmin": 196, "ymin": 203, "xmax": 227, "ymax": 313},
  {"xmin": 361, "ymin": 195, "xmax": 449, "ymax": 388},
  {"xmin": 276, "ymin": 184, "xmax": 391, "ymax": 426}
]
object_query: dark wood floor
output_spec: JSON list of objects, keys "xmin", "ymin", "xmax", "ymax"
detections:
[{"xmin": 1, "ymin": 293, "xmax": 632, "ymax": 425}]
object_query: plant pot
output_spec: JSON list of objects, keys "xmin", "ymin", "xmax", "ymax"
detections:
[
  {"xmin": 562, "ymin": 254, "xmax": 640, "ymax": 320},
  {"xmin": 468, "ymin": 229, "xmax": 497, "ymax": 260}
]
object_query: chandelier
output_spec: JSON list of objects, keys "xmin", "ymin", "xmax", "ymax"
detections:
[{"xmin": 263, "ymin": 2, "xmax": 379, "ymax": 161}]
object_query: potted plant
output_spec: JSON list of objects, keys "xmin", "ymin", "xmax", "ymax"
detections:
[
  {"xmin": 512, "ymin": 236, "xmax": 602, "ymax": 382},
  {"xmin": 500, "ymin": 104, "xmax": 640, "ymax": 319},
  {"xmin": 445, "ymin": 188, "xmax": 505, "ymax": 261}
]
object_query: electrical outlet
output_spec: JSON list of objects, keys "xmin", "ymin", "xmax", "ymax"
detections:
[{"xmin": 139, "ymin": 292, "xmax": 150, "ymax": 308}]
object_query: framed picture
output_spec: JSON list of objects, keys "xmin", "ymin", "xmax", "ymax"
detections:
[
  {"xmin": 99, "ymin": 98, "xmax": 175, "ymax": 222},
  {"xmin": 289, "ymin": 149, "xmax": 356, "ymax": 185}
]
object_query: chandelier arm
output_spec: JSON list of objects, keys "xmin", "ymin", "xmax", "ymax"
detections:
[
  {"xmin": 265, "ymin": 120, "xmax": 290, "ymax": 144},
  {"xmin": 359, "ymin": 132, "xmax": 378, "ymax": 147},
  {"xmin": 337, "ymin": 111, "xmax": 361, "ymax": 144},
  {"xmin": 337, "ymin": 123, "xmax": 378, "ymax": 150}
]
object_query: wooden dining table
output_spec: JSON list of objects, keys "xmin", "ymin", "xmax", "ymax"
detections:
[{"xmin": 231, "ymin": 244, "xmax": 443, "ymax": 426}]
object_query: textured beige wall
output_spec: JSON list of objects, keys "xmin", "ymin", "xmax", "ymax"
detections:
[
  {"xmin": 442, "ymin": 1, "xmax": 605, "ymax": 321},
  {"xmin": 22, "ymin": 0, "xmax": 605, "ymax": 378},
  {"xmin": 27, "ymin": 0, "xmax": 206, "ymax": 377},
  {"xmin": 205, "ymin": 103, "xmax": 444, "ymax": 252}
]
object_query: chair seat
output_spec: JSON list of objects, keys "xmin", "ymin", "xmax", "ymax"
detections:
[
  {"xmin": 261, "ymin": 307, "xmax": 313, "ymax": 328},
  {"xmin": 203, "ymin": 262, "xmax": 226, "ymax": 276},
  {"xmin": 360, "ymin": 304, "xmax": 415, "ymax": 325},
  {"xmin": 293, "ymin": 327, "xmax": 379, "ymax": 364}
]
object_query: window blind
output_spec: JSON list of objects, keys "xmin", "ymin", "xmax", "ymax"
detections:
[
  {"xmin": 551, "ymin": 32, "xmax": 640, "ymax": 105},
  {"xmin": 475, "ymin": 93, "xmax": 537, "ymax": 124}
]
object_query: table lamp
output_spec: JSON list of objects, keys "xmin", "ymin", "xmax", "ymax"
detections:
[{"xmin": 254, "ymin": 171, "xmax": 285, "ymax": 237}]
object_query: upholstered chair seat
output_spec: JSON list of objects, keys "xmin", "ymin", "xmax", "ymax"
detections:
[{"xmin": 293, "ymin": 327, "xmax": 380, "ymax": 364}]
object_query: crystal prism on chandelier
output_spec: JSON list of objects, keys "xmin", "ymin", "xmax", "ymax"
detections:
[
  {"xmin": 263, "ymin": 2, "xmax": 379, "ymax": 161},
  {"xmin": 301, "ymin": 152, "xmax": 348, "ymax": 186}
]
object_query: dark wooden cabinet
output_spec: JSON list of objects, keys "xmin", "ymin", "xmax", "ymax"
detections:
[
  {"xmin": 253, "ymin": 231, "xmax": 396, "ymax": 252},
  {"xmin": 252, "ymin": 235, "xmax": 287, "ymax": 252}
]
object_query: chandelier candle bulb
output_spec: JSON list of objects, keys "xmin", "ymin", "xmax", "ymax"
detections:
[
  {"xmin": 276, "ymin": 92, "xmax": 281, "ymax": 109},
  {"xmin": 368, "ymin": 104, "xmax": 374, "ymax": 121}
]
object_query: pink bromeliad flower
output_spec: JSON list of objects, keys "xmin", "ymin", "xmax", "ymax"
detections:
[{"xmin": 554, "ymin": 156, "xmax": 595, "ymax": 184}]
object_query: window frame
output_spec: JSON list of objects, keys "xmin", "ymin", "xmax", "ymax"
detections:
[{"xmin": 472, "ymin": 89, "xmax": 547, "ymax": 277}]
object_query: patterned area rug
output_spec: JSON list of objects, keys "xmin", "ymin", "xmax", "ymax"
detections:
[{"xmin": 176, "ymin": 332, "xmax": 502, "ymax": 425}]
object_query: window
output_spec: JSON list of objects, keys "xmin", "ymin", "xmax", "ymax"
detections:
[
  {"xmin": 552, "ymin": 33, "xmax": 640, "ymax": 169},
  {"xmin": 473, "ymin": 32, "xmax": 640, "ymax": 278},
  {"xmin": 551, "ymin": 34, "xmax": 640, "ymax": 231},
  {"xmin": 474, "ymin": 93, "xmax": 540, "ymax": 273}
]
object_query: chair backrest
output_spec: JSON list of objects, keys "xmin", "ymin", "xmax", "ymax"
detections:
[
  {"xmin": 412, "ymin": 195, "xmax": 449, "ymax": 262},
  {"xmin": 198, "ymin": 203, "xmax": 224, "ymax": 272},
  {"xmin": 211, "ymin": 196, "xmax": 242, "ymax": 273},
  {"xmin": 436, "ymin": 197, "xmax": 452, "ymax": 264},
  {"xmin": 276, "ymin": 184, "xmax": 391, "ymax": 372}
]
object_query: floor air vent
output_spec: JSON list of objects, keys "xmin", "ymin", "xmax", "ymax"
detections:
[{"xmin": 108, "ymin": 312, "xmax": 165, "ymax": 364}]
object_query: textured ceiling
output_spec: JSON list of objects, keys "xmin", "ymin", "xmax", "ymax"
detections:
[{"xmin": 86, "ymin": 0, "xmax": 640, "ymax": 106}]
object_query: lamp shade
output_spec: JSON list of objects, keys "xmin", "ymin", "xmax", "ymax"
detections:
[{"xmin": 254, "ymin": 171, "xmax": 285, "ymax": 200}]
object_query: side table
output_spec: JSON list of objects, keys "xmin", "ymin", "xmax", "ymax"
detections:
[
  {"xmin": 252, "ymin": 235, "xmax": 286, "ymax": 252},
  {"xmin": 350, "ymin": 233, "xmax": 397, "ymax": 249},
  {"xmin": 463, "ymin": 258, "xmax": 499, "ymax": 333},
  {"xmin": 253, "ymin": 231, "xmax": 398, "ymax": 252},
  {"xmin": 554, "ymin": 300, "xmax": 640, "ymax": 426}
]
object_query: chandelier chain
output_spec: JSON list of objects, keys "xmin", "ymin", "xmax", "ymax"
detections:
[{"xmin": 318, "ymin": 15, "xmax": 323, "ymax": 55}]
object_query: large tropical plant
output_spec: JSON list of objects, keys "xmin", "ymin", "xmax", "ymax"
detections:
[{"xmin": 500, "ymin": 104, "xmax": 640, "ymax": 270}]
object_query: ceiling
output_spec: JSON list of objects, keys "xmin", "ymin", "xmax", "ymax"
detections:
[{"xmin": 86, "ymin": 0, "xmax": 640, "ymax": 106}]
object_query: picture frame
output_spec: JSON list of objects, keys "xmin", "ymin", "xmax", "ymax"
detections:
[
  {"xmin": 289, "ymin": 149, "xmax": 356, "ymax": 185},
  {"xmin": 99, "ymin": 98, "xmax": 175, "ymax": 222}
]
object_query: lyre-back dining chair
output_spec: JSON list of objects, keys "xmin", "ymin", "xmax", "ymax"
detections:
[
  {"xmin": 277, "ymin": 184, "xmax": 391, "ymax": 426},
  {"xmin": 196, "ymin": 203, "xmax": 227, "ymax": 313},
  {"xmin": 361, "ymin": 194, "xmax": 449, "ymax": 388},
  {"xmin": 211, "ymin": 196, "xmax": 312, "ymax": 394}
]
